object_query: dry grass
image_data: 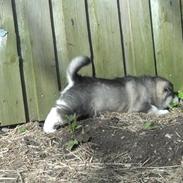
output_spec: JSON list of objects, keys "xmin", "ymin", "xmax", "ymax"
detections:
[{"xmin": 0, "ymin": 109, "xmax": 183, "ymax": 182}]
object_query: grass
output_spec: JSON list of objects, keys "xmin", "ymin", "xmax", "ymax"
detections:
[
  {"xmin": 143, "ymin": 121, "xmax": 158, "ymax": 130},
  {"xmin": 65, "ymin": 114, "xmax": 81, "ymax": 150},
  {"xmin": 178, "ymin": 90, "xmax": 183, "ymax": 100}
]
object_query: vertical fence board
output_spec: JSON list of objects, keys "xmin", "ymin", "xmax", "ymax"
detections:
[
  {"xmin": 16, "ymin": 0, "xmax": 59, "ymax": 120},
  {"xmin": 0, "ymin": 0, "xmax": 25, "ymax": 125},
  {"xmin": 151, "ymin": 0, "xmax": 183, "ymax": 90},
  {"xmin": 120, "ymin": 0, "xmax": 155, "ymax": 75},
  {"xmin": 88, "ymin": 0, "xmax": 124, "ymax": 78},
  {"xmin": 52, "ymin": 0, "xmax": 92, "ymax": 88}
]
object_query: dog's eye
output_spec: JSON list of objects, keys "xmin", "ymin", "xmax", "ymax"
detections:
[
  {"xmin": 164, "ymin": 87, "xmax": 172, "ymax": 93},
  {"xmin": 164, "ymin": 88, "xmax": 169, "ymax": 92}
]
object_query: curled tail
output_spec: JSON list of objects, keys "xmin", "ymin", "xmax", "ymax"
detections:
[{"xmin": 66, "ymin": 56, "xmax": 91, "ymax": 84}]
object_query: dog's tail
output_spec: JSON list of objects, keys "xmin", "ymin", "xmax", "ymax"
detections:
[{"xmin": 66, "ymin": 56, "xmax": 91, "ymax": 84}]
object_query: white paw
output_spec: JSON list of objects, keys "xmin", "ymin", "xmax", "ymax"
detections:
[
  {"xmin": 156, "ymin": 109, "xmax": 169, "ymax": 115},
  {"xmin": 43, "ymin": 107, "xmax": 62, "ymax": 133},
  {"xmin": 148, "ymin": 105, "xmax": 169, "ymax": 115}
]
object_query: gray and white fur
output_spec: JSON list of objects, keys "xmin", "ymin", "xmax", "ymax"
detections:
[{"xmin": 43, "ymin": 56, "xmax": 175, "ymax": 133}]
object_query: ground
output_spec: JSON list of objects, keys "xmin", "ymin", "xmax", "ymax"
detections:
[{"xmin": 0, "ymin": 109, "xmax": 183, "ymax": 183}]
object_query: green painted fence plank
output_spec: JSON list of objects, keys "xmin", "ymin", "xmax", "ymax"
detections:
[
  {"xmin": 120, "ymin": 0, "xmax": 155, "ymax": 75},
  {"xmin": 52, "ymin": 0, "xmax": 92, "ymax": 88},
  {"xmin": 0, "ymin": 0, "xmax": 25, "ymax": 125},
  {"xmin": 151, "ymin": 0, "xmax": 183, "ymax": 90},
  {"xmin": 15, "ymin": 0, "xmax": 59, "ymax": 120},
  {"xmin": 88, "ymin": 0, "xmax": 124, "ymax": 78}
]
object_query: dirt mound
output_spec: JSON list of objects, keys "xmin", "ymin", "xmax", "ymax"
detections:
[{"xmin": 0, "ymin": 110, "xmax": 183, "ymax": 182}]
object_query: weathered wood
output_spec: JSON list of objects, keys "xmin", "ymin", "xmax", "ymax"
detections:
[
  {"xmin": 1, "ymin": 0, "xmax": 183, "ymax": 126},
  {"xmin": 88, "ymin": 0, "xmax": 124, "ymax": 78},
  {"xmin": 151, "ymin": 0, "xmax": 183, "ymax": 90},
  {"xmin": 51, "ymin": 0, "xmax": 92, "ymax": 88},
  {"xmin": 119, "ymin": 0, "xmax": 155, "ymax": 75},
  {"xmin": 0, "ymin": 0, "xmax": 25, "ymax": 125},
  {"xmin": 15, "ymin": 0, "xmax": 59, "ymax": 120}
]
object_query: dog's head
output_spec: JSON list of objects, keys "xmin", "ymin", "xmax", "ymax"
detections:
[{"xmin": 154, "ymin": 77, "xmax": 174, "ymax": 109}]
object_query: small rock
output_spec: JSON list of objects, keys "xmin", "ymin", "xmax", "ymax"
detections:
[
  {"xmin": 165, "ymin": 133, "xmax": 173, "ymax": 139},
  {"xmin": 1, "ymin": 127, "xmax": 10, "ymax": 133}
]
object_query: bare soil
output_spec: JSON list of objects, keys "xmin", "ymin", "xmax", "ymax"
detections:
[{"xmin": 0, "ymin": 109, "xmax": 183, "ymax": 182}]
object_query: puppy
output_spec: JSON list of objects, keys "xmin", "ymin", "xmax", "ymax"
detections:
[{"xmin": 43, "ymin": 56, "xmax": 175, "ymax": 133}]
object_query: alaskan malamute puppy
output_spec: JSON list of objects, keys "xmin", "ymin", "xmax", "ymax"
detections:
[{"xmin": 43, "ymin": 56, "xmax": 175, "ymax": 133}]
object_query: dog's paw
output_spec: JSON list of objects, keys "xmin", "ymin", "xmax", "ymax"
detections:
[
  {"xmin": 148, "ymin": 105, "xmax": 169, "ymax": 115},
  {"xmin": 156, "ymin": 109, "xmax": 169, "ymax": 115},
  {"xmin": 43, "ymin": 107, "xmax": 62, "ymax": 133}
]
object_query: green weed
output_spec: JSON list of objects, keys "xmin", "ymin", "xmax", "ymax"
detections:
[
  {"xmin": 18, "ymin": 126, "xmax": 28, "ymax": 133},
  {"xmin": 143, "ymin": 121, "xmax": 157, "ymax": 130},
  {"xmin": 65, "ymin": 114, "xmax": 81, "ymax": 150},
  {"xmin": 178, "ymin": 90, "xmax": 183, "ymax": 100},
  {"xmin": 65, "ymin": 139, "xmax": 79, "ymax": 151},
  {"xmin": 65, "ymin": 114, "xmax": 81, "ymax": 133}
]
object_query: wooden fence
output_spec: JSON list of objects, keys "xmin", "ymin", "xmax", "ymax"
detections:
[{"xmin": 0, "ymin": 0, "xmax": 183, "ymax": 126}]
